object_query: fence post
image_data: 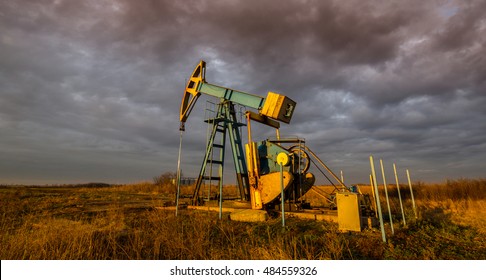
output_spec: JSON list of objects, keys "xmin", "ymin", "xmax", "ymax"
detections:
[
  {"xmin": 393, "ymin": 163, "xmax": 406, "ymax": 226},
  {"xmin": 370, "ymin": 174, "xmax": 377, "ymax": 217},
  {"xmin": 406, "ymin": 169, "xmax": 417, "ymax": 219},
  {"xmin": 380, "ymin": 159, "xmax": 394, "ymax": 235},
  {"xmin": 280, "ymin": 162, "xmax": 285, "ymax": 228},
  {"xmin": 370, "ymin": 156, "xmax": 386, "ymax": 243},
  {"xmin": 175, "ymin": 130, "xmax": 183, "ymax": 217}
]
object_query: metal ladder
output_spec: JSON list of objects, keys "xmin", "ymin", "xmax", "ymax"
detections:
[{"xmin": 192, "ymin": 101, "xmax": 249, "ymax": 205}]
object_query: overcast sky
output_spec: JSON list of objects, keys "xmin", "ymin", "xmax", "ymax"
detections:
[{"xmin": 1, "ymin": 0, "xmax": 485, "ymax": 185}]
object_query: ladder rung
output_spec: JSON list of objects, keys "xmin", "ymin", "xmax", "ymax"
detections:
[
  {"xmin": 203, "ymin": 176, "xmax": 221, "ymax": 181},
  {"xmin": 216, "ymin": 128, "xmax": 225, "ymax": 133},
  {"xmin": 208, "ymin": 160, "xmax": 223, "ymax": 165},
  {"xmin": 213, "ymin": 144, "xmax": 224, "ymax": 149},
  {"xmin": 204, "ymin": 117, "xmax": 225, "ymax": 123}
]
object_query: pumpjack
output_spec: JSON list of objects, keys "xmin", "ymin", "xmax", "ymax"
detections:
[{"xmin": 178, "ymin": 60, "xmax": 375, "ymax": 230}]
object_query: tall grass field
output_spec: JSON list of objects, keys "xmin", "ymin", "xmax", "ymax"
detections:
[{"xmin": 1, "ymin": 179, "xmax": 485, "ymax": 259}]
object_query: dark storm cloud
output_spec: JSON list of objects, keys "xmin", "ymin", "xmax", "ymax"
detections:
[{"xmin": 1, "ymin": 0, "xmax": 485, "ymax": 184}]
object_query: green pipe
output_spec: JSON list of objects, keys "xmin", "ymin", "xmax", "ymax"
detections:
[
  {"xmin": 370, "ymin": 156, "xmax": 386, "ymax": 243},
  {"xmin": 380, "ymin": 159, "xmax": 394, "ymax": 235},
  {"xmin": 393, "ymin": 164, "xmax": 406, "ymax": 226},
  {"xmin": 407, "ymin": 169, "xmax": 417, "ymax": 219}
]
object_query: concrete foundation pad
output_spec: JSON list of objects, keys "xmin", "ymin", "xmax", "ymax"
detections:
[
  {"xmin": 286, "ymin": 210, "xmax": 338, "ymax": 223},
  {"xmin": 230, "ymin": 209, "xmax": 269, "ymax": 222}
]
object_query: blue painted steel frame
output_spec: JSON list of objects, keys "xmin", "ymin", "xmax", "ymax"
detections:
[{"xmin": 192, "ymin": 101, "xmax": 250, "ymax": 205}]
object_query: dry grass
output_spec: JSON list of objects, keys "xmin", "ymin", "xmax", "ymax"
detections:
[
  {"xmin": 1, "ymin": 178, "xmax": 485, "ymax": 260},
  {"xmin": 363, "ymin": 179, "xmax": 486, "ymax": 224}
]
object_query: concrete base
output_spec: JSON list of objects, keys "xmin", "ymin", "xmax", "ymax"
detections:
[
  {"xmin": 157, "ymin": 205, "xmax": 366, "ymax": 229},
  {"xmin": 230, "ymin": 209, "xmax": 269, "ymax": 222},
  {"xmin": 286, "ymin": 210, "xmax": 338, "ymax": 223}
]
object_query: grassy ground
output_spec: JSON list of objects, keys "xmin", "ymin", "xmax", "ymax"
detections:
[{"xmin": 0, "ymin": 179, "xmax": 485, "ymax": 259}]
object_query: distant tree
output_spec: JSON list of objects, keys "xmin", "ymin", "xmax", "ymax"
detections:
[{"xmin": 153, "ymin": 171, "xmax": 178, "ymax": 186}]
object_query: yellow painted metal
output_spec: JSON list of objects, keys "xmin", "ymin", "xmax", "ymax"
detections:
[
  {"xmin": 250, "ymin": 187, "xmax": 263, "ymax": 210},
  {"xmin": 301, "ymin": 172, "xmax": 316, "ymax": 194},
  {"xmin": 180, "ymin": 60, "xmax": 206, "ymax": 123},
  {"xmin": 277, "ymin": 152, "xmax": 290, "ymax": 166},
  {"xmin": 258, "ymin": 171, "xmax": 294, "ymax": 204},
  {"xmin": 246, "ymin": 111, "xmax": 280, "ymax": 129},
  {"xmin": 246, "ymin": 143, "xmax": 294, "ymax": 209},
  {"xmin": 245, "ymin": 142, "xmax": 260, "ymax": 188},
  {"xmin": 245, "ymin": 142, "xmax": 263, "ymax": 209},
  {"xmin": 260, "ymin": 92, "xmax": 296, "ymax": 124},
  {"xmin": 336, "ymin": 192, "xmax": 362, "ymax": 232}
]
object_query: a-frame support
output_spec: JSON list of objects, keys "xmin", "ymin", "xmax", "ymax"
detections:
[{"xmin": 192, "ymin": 101, "xmax": 250, "ymax": 205}]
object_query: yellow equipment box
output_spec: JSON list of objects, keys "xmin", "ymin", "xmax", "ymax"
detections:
[
  {"xmin": 336, "ymin": 192, "xmax": 362, "ymax": 232},
  {"xmin": 261, "ymin": 92, "xmax": 296, "ymax": 124}
]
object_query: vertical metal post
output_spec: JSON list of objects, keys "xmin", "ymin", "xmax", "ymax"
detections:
[
  {"xmin": 205, "ymin": 102, "xmax": 214, "ymax": 204},
  {"xmin": 406, "ymin": 169, "xmax": 417, "ymax": 219},
  {"xmin": 393, "ymin": 164, "xmax": 406, "ymax": 226},
  {"xmin": 245, "ymin": 113, "xmax": 253, "ymax": 159},
  {"xmin": 280, "ymin": 162, "xmax": 285, "ymax": 228},
  {"xmin": 370, "ymin": 156, "xmax": 386, "ymax": 243},
  {"xmin": 219, "ymin": 179, "xmax": 223, "ymax": 220},
  {"xmin": 175, "ymin": 130, "xmax": 183, "ymax": 217},
  {"xmin": 340, "ymin": 170, "xmax": 344, "ymax": 185},
  {"xmin": 246, "ymin": 112, "xmax": 253, "ymax": 148},
  {"xmin": 380, "ymin": 159, "xmax": 394, "ymax": 235},
  {"xmin": 370, "ymin": 174, "xmax": 377, "ymax": 217},
  {"xmin": 218, "ymin": 119, "xmax": 226, "ymax": 221}
]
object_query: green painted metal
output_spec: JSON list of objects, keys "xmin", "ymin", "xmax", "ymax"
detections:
[
  {"xmin": 186, "ymin": 61, "xmax": 269, "ymax": 206},
  {"xmin": 224, "ymin": 103, "xmax": 250, "ymax": 200},
  {"xmin": 192, "ymin": 101, "xmax": 250, "ymax": 205},
  {"xmin": 393, "ymin": 163, "xmax": 407, "ymax": 226},
  {"xmin": 407, "ymin": 169, "xmax": 417, "ymax": 219},
  {"xmin": 279, "ymin": 162, "xmax": 285, "ymax": 228},
  {"xmin": 370, "ymin": 155, "xmax": 387, "ymax": 243},
  {"xmin": 217, "ymin": 112, "xmax": 226, "ymax": 220},
  {"xmin": 380, "ymin": 159, "xmax": 394, "ymax": 235},
  {"xmin": 255, "ymin": 141, "xmax": 292, "ymax": 175},
  {"xmin": 198, "ymin": 83, "xmax": 265, "ymax": 110}
]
